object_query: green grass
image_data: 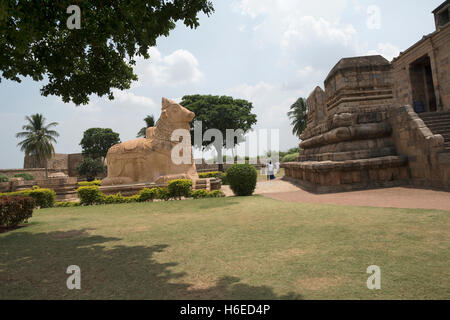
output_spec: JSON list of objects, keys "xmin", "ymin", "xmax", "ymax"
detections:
[{"xmin": 0, "ymin": 196, "xmax": 449, "ymax": 300}]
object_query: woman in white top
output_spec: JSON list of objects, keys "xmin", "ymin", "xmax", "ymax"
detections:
[{"xmin": 267, "ymin": 161, "xmax": 275, "ymax": 180}]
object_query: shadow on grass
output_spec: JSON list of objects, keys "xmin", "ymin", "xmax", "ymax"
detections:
[{"xmin": 0, "ymin": 229, "xmax": 302, "ymax": 300}]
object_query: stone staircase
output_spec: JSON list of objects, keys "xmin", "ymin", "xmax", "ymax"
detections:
[{"xmin": 419, "ymin": 111, "xmax": 450, "ymax": 154}]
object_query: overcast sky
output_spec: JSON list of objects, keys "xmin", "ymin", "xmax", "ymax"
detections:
[{"xmin": 0, "ymin": 0, "xmax": 444, "ymax": 168}]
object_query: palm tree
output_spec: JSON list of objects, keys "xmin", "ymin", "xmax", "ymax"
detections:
[
  {"xmin": 16, "ymin": 114, "xmax": 59, "ymax": 178},
  {"xmin": 136, "ymin": 115, "xmax": 155, "ymax": 138},
  {"xmin": 287, "ymin": 97, "xmax": 308, "ymax": 137}
]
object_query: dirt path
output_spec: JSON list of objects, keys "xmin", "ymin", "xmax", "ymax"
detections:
[{"xmin": 222, "ymin": 179, "xmax": 450, "ymax": 211}]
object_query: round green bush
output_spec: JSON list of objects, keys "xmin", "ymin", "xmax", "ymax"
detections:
[
  {"xmin": 190, "ymin": 189, "xmax": 209, "ymax": 199},
  {"xmin": 0, "ymin": 174, "xmax": 8, "ymax": 183},
  {"xmin": 208, "ymin": 190, "xmax": 225, "ymax": 198},
  {"xmin": 76, "ymin": 186, "xmax": 102, "ymax": 205},
  {"xmin": 168, "ymin": 179, "xmax": 192, "ymax": 199},
  {"xmin": 156, "ymin": 187, "xmax": 170, "ymax": 201},
  {"xmin": 138, "ymin": 188, "xmax": 158, "ymax": 202},
  {"xmin": 226, "ymin": 164, "xmax": 257, "ymax": 196},
  {"xmin": 0, "ymin": 196, "xmax": 34, "ymax": 227},
  {"xmin": 13, "ymin": 173, "xmax": 35, "ymax": 181}
]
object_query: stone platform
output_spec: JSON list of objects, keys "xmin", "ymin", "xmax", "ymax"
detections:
[
  {"xmin": 282, "ymin": 55, "xmax": 411, "ymax": 193},
  {"xmin": 283, "ymin": 156, "xmax": 408, "ymax": 193}
]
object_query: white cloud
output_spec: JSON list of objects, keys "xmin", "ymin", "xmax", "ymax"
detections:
[
  {"xmin": 136, "ymin": 48, "xmax": 203, "ymax": 87},
  {"xmin": 282, "ymin": 16, "xmax": 358, "ymax": 50},
  {"xmin": 234, "ymin": 0, "xmax": 362, "ymax": 70},
  {"xmin": 112, "ymin": 90, "xmax": 157, "ymax": 108},
  {"xmin": 283, "ymin": 66, "xmax": 325, "ymax": 91},
  {"xmin": 227, "ymin": 81, "xmax": 302, "ymax": 152},
  {"xmin": 367, "ymin": 42, "xmax": 400, "ymax": 61}
]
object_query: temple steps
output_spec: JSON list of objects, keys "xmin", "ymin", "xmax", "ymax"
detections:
[{"xmin": 419, "ymin": 112, "xmax": 450, "ymax": 154}]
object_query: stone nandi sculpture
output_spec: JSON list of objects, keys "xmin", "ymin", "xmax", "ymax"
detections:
[{"xmin": 102, "ymin": 98, "xmax": 199, "ymax": 186}]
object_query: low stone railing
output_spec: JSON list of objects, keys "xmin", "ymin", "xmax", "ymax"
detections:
[{"xmin": 389, "ymin": 105, "xmax": 449, "ymax": 189}]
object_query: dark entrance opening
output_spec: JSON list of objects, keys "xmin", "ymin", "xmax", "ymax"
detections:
[{"xmin": 409, "ymin": 55, "xmax": 437, "ymax": 113}]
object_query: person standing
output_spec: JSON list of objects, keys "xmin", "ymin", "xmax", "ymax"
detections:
[
  {"xmin": 275, "ymin": 161, "xmax": 280, "ymax": 174},
  {"xmin": 267, "ymin": 161, "xmax": 275, "ymax": 180}
]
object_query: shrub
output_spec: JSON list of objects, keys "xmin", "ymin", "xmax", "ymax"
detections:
[
  {"xmin": 101, "ymin": 193, "xmax": 124, "ymax": 204},
  {"xmin": 25, "ymin": 188, "xmax": 56, "ymax": 208},
  {"xmin": 198, "ymin": 171, "xmax": 228, "ymax": 185},
  {"xmin": 190, "ymin": 189, "xmax": 209, "ymax": 199},
  {"xmin": 0, "ymin": 174, "xmax": 8, "ymax": 183},
  {"xmin": 78, "ymin": 180, "xmax": 102, "ymax": 187},
  {"xmin": 0, "ymin": 196, "xmax": 34, "ymax": 227},
  {"xmin": 226, "ymin": 164, "xmax": 257, "ymax": 196},
  {"xmin": 55, "ymin": 201, "xmax": 81, "ymax": 208},
  {"xmin": 13, "ymin": 173, "xmax": 35, "ymax": 181},
  {"xmin": 156, "ymin": 187, "xmax": 170, "ymax": 201},
  {"xmin": 208, "ymin": 190, "xmax": 225, "ymax": 198},
  {"xmin": 76, "ymin": 157, "xmax": 106, "ymax": 181},
  {"xmin": 0, "ymin": 188, "xmax": 56, "ymax": 208},
  {"xmin": 281, "ymin": 153, "xmax": 299, "ymax": 163},
  {"xmin": 190, "ymin": 189, "xmax": 226, "ymax": 199},
  {"xmin": 138, "ymin": 188, "xmax": 158, "ymax": 202},
  {"xmin": 168, "ymin": 179, "xmax": 192, "ymax": 199},
  {"xmin": 77, "ymin": 186, "xmax": 102, "ymax": 205}
]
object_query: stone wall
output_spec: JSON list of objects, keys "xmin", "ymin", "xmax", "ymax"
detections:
[
  {"xmin": 389, "ymin": 105, "xmax": 450, "ymax": 189},
  {"xmin": 392, "ymin": 24, "xmax": 450, "ymax": 112},
  {"xmin": 0, "ymin": 168, "xmax": 67, "ymax": 180},
  {"xmin": 23, "ymin": 153, "xmax": 83, "ymax": 177},
  {"xmin": 283, "ymin": 55, "xmax": 410, "ymax": 193}
]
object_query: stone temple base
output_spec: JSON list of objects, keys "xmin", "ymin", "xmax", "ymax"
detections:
[{"xmin": 283, "ymin": 156, "xmax": 409, "ymax": 194}]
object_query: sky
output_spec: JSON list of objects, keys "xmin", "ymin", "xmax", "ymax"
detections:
[{"xmin": 0, "ymin": 0, "xmax": 444, "ymax": 169}]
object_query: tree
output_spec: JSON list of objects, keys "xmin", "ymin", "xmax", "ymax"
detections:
[
  {"xmin": 287, "ymin": 97, "xmax": 308, "ymax": 137},
  {"xmin": 181, "ymin": 95, "xmax": 257, "ymax": 172},
  {"xmin": 76, "ymin": 157, "xmax": 106, "ymax": 182},
  {"xmin": 16, "ymin": 114, "xmax": 59, "ymax": 178},
  {"xmin": 136, "ymin": 115, "xmax": 155, "ymax": 138},
  {"xmin": 1, "ymin": 1, "xmax": 214, "ymax": 105},
  {"xmin": 80, "ymin": 128, "xmax": 120, "ymax": 160}
]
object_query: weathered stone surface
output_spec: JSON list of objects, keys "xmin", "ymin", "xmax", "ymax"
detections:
[
  {"xmin": 102, "ymin": 98, "xmax": 199, "ymax": 186},
  {"xmin": 285, "ymin": 4, "xmax": 450, "ymax": 192}
]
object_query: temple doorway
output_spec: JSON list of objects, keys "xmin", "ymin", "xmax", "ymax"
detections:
[{"xmin": 409, "ymin": 55, "xmax": 437, "ymax": 113}]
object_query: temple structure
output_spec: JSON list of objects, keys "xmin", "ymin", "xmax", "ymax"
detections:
[{"xmin": 283, "ymin": 1, "xmax": 450, "ymax": 192}]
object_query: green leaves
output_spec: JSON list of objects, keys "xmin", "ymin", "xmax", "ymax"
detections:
[
  {"xmin": 180, "ymin": 95, "xmax": 258, "ymax": 150},
  {"xmin": 287, "ymin": 97, "xmax": 308, "ymax": 137},
  {"xmin": 0, "ymin": 1, "xmax": 214, "ymax": 105},
  {"xmin": 76, "ymin": 158, "xmax": 106, "ymax": 182},
  {"xmin": 80, "ymin": 128, "xmax": 120, "ymax": 160},
  {"xmin": 15, "ymin": 113, "xmax": 59, "ymax": 163}
]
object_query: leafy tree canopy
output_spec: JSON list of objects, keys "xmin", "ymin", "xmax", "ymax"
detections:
[
  {"xmin": 287, "ymin": 97, "xmax": 308, "ymax": 137},
  {"xmin": 15, "ymin": 113, "xmax": 59, "ymax": 177},
  {"xmin": 76, "ymin": 157, "xmax": 106, "ymax": 181},
  {"xmin": 181, "ymin": 95, "xmax": 257, "ymax": 149},
  {"xmin": 0, "ymin": 1, "xmax": 214, "ymax": 105},
  {"xmin": 181, "ymin": 95, "xmax": 257, "ymax": 171},
  {"xmin": 80, "ymin": 128, "xmax": 120, "ymax": 160}
]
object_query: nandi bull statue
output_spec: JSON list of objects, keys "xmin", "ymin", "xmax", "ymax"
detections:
[{"xmin": 102, "ymin": 98, "xmax": 199, "ymax": 186}]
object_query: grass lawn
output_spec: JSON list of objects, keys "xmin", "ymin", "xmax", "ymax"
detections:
[{"xmin": 0, "ymin": 196, "xmax": 449, "ymax": 300}]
